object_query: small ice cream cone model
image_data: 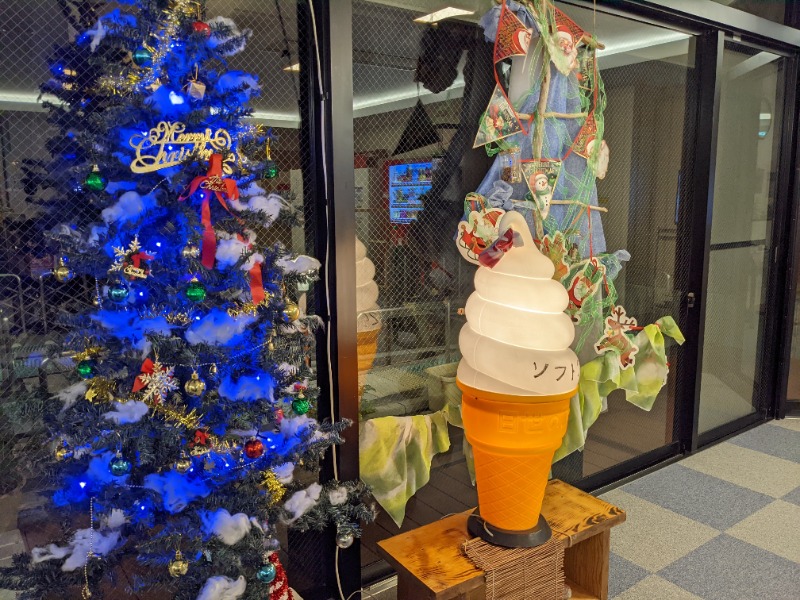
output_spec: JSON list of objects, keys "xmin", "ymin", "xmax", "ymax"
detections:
[
  {"xmin": 458, "ymin": 211, "xmax": 579, "ymax": 544},
  {"xmin": 356, "ymin": 237, "xmax": 381, "ymax": 397}
]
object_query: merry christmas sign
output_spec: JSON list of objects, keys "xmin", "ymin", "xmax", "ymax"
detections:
[{"xmin": 129, "ymin": 121, "xmax": 237, "ymax": 174}]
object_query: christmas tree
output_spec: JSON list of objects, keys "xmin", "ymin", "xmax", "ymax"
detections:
[{"xmin": 0, "ymin": 1, "xmax": 373, "ymax": 598}]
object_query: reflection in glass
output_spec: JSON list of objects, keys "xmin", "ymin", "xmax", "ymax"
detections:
[{"xmin": 698, "ymin": 43, "xmax": 783, "ymax": 433}]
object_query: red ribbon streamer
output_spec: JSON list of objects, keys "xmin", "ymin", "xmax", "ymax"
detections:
[
  {"xmin": 132, "ymin": 358, "xmax": 155, "ymax": 393},
  {"xmin": 479, "ymin": 228, "xmax": 519, "ymax": 268},
  {"xmin": 179, "ymin": 154, "xmax": 240, "ymax": 270},
  {"xmin": 130, "ymin": 251, "xmax": 154, "ymax": 269},
  {"xmin": 237, "ymin": 233, "xmax": 265, "ymax": 304}
]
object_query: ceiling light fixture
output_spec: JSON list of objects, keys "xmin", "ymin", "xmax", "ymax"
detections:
[
  {"xmin": 413, "ymin": 7, "xmax": 474, "ymax": 24},
  {"xmin": 282, "ymin": 63, "xmax": 300, "ymax": 72}
]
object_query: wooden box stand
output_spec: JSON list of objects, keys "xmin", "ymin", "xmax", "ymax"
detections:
[{"xmin": 377, "ymin": 479, "xmax": 626, "ymax": 600}]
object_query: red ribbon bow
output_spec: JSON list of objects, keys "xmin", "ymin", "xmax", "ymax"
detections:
[
  {"xmin": 179, "ymin": 154, "xmax": 240, "ymax": 269},
  {"xmin": 479, "ymin": 228, "xmax": 520, "ymax": 268},
  {"xmin": 132, "ymin": 358, "xmax": 156, "ymax": 394},
  {"xmin": 130, "ymin": 251, "xmax": 154, "ymax": 270}
]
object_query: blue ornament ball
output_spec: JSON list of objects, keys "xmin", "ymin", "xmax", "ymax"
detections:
[
  {"xmin": 132, "ymin": 47, "xmax": 153, "ymax": 67},
  {"xmin": 109, "ymin": 455, "xmax": 132, "ymax": 477},
  {"xmin": 256, "ymin": 563, "xmax": 276, "ymax": 583},
  {"xmin": 108, "ymin": 282, "xmax": 129, "ymax": 303}
]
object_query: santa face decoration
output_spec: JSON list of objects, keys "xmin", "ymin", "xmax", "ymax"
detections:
[
  {"xmin": 557, "ymin": 30, "xmax": 579, "ymax": 71},
  {"xmin": 514, "ymin": 28, "xmax": 533, "ymax": 55},
  {"xmin": 586, "ymin": 138, "xmax": 610, "ymax": 180}
]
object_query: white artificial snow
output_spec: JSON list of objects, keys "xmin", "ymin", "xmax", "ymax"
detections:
[
  {"xmin": 91, "ymin": 312, "xmax": 173, "ymax": 356},
  {"xmin": 32, "ymin": 529, "xmax": 122, "ymax": 571},
  {"xmin": 277, "ymin": 362, "xmax": 298, "ymax": 377},
  {"xmin": 105, "ymin": 180, "xmax": 137, "ymax": 194},
  {"xmin": 86, "ymin": 452, "xmax": 126, "ymax": 485},
  {"xmin": 283, "ymin": 483, "xmax": 322, "ymax": 524},
  {"xmin": 103, "ymin": 400, "xmax": 149, "ymax": 424},
  {"xmin": 216, "ymin": 71, "xmax": 260, "ymax": 103},
  {"xmin": 217, "ymin": 373, "xmax": 274, "ymax": 403},
  {"xmin": 239, "ymin": 181, "xmax": 265, "ymax": 197},
  {"xmin": 185, "ymin": 309, "xmax": 255, "ymax": 346},
  {"xmin": 55, "ymin": 381, "xmax": 88, "ymax": 411},
  {"xmin": 328, "ymin": 486, "xmax": 348, "ymax": 506},
  {"xmin": 272, "ymin": 462, "xmax": 295, "ymax": 484},
  {"xmin": 276, "ymin": 255, "xmax": 321, "ymax": 275},
  {"xmin": 87, "ymin": 225, "xmax": 108, "ymax": 246},
  {"xmin": 206, "ymin": 16, "xmax": 251, "ymax": 56},
  {"xmin": 101, "ymin": 191, "xmax": 157, "ymax": 225},
  {"xmin": 201, "ymin": 508, "xmax": 252, "ymax": 545},
  {"xmin": 196, "ymin": 575, "xmax": 246, "ymax": 600},
  {"xmin": 215, "ymin": 231, "xmax": 263, "ymax": 271},
  {"xmin": 280, "ymin": 415, "xmax": 316, "ymax": 439},
  {"xmin": 229, "ymin": 194, "xmax": 283, "ymax": 223},
  {"xmin": 103, "ymin": 508, "xmax": 128, "ymax": 530},
  {"xmin": 144, "ymin": 471, "xmax": 211, "ymax": 513}
]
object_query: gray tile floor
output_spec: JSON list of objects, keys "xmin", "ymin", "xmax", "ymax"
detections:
[{"xmin": 601, "ymin": 419, "xmax": 800, "ymax": 600}]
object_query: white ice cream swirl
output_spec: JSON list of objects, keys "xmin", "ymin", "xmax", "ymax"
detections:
[
  {"xmin": 458, "ymin": 211, "xmax": 580, "ymax": 396},
  {"xmin": 356, "ymin": 237, "xmax": 380, "ymax": 332}
]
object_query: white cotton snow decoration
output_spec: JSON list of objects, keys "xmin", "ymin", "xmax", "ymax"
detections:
[
  {"xmin": 328, "ymin": 486, "xmax": 348, "ymax": 506},
  {"xmin": 87, "ymin": 225, "xmax": 108, "ymax": 246},
  {"xmin": 280, "ymin": 414, "xmax": 316, "ymax": 439},
  {"xmin": 105, "ymin": 180, "xmax": 137, "ymax": 194},
  {"xmin": 91, "ymin": 312, "xmax": 173, "ymax": 356},
  {"xmin": 32, "ymin": 529, "xmax": 122, "ymax": 571},
  {"xmin": 215, "ymin": 232, "xmax": 251, "ymax": 269},
  {"xmin": 240, "ymin": 181, "xmax": 265, "ymax": 197},
  {"xmin": 201, "ymin": 509, "xmax": 252, "ymax": 545},
  {"xmin": 103, "ymin": 400, "xmax": 149, "ymax": 424},
  {"xmin": 103, "ymin": 509, "xmax": 128, "ymax": 530},
  {"xmin": 56, "ymin": 381, "xmax": 88, "ymax": 410},
  {"xmin": 272, "ymin": 462, "xmax": 295, "ymax": 484},
  {"xmin": 283, "ymin": 483, "xmax": 322, "ymax": 524},
  {"xmin": 277, "ymin": 362, "xmax": 298, "ymax": 376},
  {"xmin": 207, "ymin": 16, "xmax": 251, "ymax": 56},
  {"xmin": 277, "ymin": 255, "xmax": 321, "ymax": 275},
  {"xmin": 101, "ymin": 191, "xmax": 156, "ymax": 225},
  {"xmin": 196, "ymin": 575, "xmax": 247, "ymax": 600},
  {"xmin": 230, "ymin": 193, "xmax": 284, "ymax": 223},
  {"xmin": 217, "ymin": 373, "xmax": 275, "ymax": 402},
  {"xmin": 144, "ymin": 471, "xmax": 211, "ymax": 513},
  {"xmin": 185, "ymin": 309, "xmax": 255, "ymax": 346}
]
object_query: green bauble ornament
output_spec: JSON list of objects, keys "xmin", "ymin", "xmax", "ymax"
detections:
[
  {"xmin": 256, "ymin": 562, "xmax": 276, "ymax": 583},
  {"xmin": 292, "ymin": 398, "xmax": 310, "ymax": 415},
  {"xmin": 84, "ymin": 165, "xmax": 107, "ymax": 192},
  {"xmin": 76, "ymin": 359, "xmax": 96, "ymax": 379},
  {"xmin": 132, "ymin": 47, "xmax": 153, "ymax": 67},
  {"xmin": 186, "ymin": 278, "xmax": 207, "ymax": 302},
  {"xmin": 265, "ymin": 160, "xmax": 278, "ymax": 179},
  {"xmin": 109, "ymin": 453, "xmax": 132, "ymax": 476},
  {"xmin": 107, "ymin": 282, "xmax": 129, "ymax": 303}
]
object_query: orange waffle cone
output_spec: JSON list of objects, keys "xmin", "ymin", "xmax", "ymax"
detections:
[
  {"xmin": 458, "ymin": 380, "xmax": 574, "ymax": 531},
  {"xmin": 357, "ymin": 328, "xmax": 380, "ymax": 397}
]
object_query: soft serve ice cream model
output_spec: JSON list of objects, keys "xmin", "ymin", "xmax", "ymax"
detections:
[
  {"xmin": 356, "ymin": 237, "xmax": 381, "ymax": 397},
  {"xmin": 458, "ymin": 211, "xmax": 579, "ymax": 546}
]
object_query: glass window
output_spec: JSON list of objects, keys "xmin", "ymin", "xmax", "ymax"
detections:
[
  {"xmin": 709, "ymin": 0, "xmax": 788, "ymax": 25},
  {"xmin": 352, "ymin": 0, "xmax": 697, "ymax": 581},
  {"xmin": 698, "ymin": 42, "xmax": 784, "ymax": 433}
]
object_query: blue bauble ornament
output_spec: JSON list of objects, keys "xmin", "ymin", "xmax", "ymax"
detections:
[
  {"xmin": 109, "ymin": 454, "xmax": 132, "ymax": 476},
  {"xmin": 108, "ymin": 282, "xmax": 129, "ymax": 303},
  {"xmin": 132, "ymin": 47, "xmax": 153, "ymax": 67},
  {"xmin": 256, "ymin": 563, "xmax": 276, "ymax": 583}
]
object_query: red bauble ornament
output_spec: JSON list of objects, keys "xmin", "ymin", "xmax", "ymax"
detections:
[
  {"xmin": 244, "ymin": 438, "xmax": 264, "ymax": 459},
  {"xmin": 193, "ymin": 21, "xmax": 212, "ymax": 36}
]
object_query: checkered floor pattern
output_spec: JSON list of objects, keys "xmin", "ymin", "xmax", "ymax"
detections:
[{"xmin": 601, "ymin": 419, "xmax": 800, "ymax": 600}]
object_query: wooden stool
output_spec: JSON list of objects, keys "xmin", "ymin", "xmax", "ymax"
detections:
[{"xmin": 377, "ymin": 479, "xmax": 626, "ymax": 600}]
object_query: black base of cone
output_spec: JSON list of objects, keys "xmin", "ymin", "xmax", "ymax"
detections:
[{"xmin": 467, "ymin": 509, "xmax": 552, "ymax": 548}]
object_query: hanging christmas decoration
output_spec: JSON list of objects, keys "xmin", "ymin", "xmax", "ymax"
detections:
[
  {"xmin": 174, "ymin": 452, "xmax": 192, "ymax": 474},
  {"xmin": 107, "ymin": 282, "xmax": 130, "ymax": 303},
  {"xmin": 168, "ymin": 550, "xmax": 189, "ymax": 577},
  {"xmin": 83, "ymin": 165, "xmax": 108, "ymax": 192},
  {"xmin": 76, "ymin": 359, "xmax": 97, "ymax": 379},
  {"xmin": 110, "ymin": 236, "xmax": 154, "ymax": 280},
  {"xmin": 185, "ymin": 65, "xmax": 206, "ymax": 100},
  {"xmin": 208, "ymin": 363, "xmax": 218, "ymax": 376},
  {"xmin": 109, "ymin": 451, "xmax": 133, "ymax": 476},
  {"xmin": 243, "ymin": 438, "xmax": 264, "ymax": 459},
  {"xmin": 182, "ymin": 244, "xmax": 201, "ymax": 259},
  {"xmin": 256, "ymin": 561, "xmax": 276, "ymax": 583},
  {"xmin": 185, "ymin": 277, "xmax": 207, "ymax": 302},
  {"xmin": 264, "ymin": 135, "xmax": 278, "ymax": 179},
  {"xmin": 282, "ymin": 301, "xmax": 300, "ymax": 323},
  {"xmin": 184, "ymin": 370, "xmax": 206, "ymax": 397},
  {"xmin": 132, "ymin": 358, "xmax": 178, "ymax": 404},
  {"xmin": 55, "ymin": 441, "xmax": 73, "ymax": 461},
  {"xmin": 52, "ymin": 256, "xmax": 74, "ymax": 282},
  {"xmin": 291, "ymin": 397, "xmax": 310, "ymax": 415},
  {"xmin": 179, "ymin": 152, "xmax": 240, "ymax": 269},
  {"xmin": 132, "ymin": 46, "xmax": 153, "ymax": 67},
  {"xmin": 192, "ymin": 21, "xmax": 212, "ymax": 36}
]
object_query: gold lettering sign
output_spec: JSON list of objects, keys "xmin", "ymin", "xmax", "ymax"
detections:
[{"xmin": 129, "ymin": 121, "xmax": 236, "ymax": 174}]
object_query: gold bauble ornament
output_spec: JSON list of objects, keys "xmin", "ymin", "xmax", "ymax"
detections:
[
  {"xmin": 168, "ymin": 550, "xmax": 189, "ymax": 578},
  {"xmin": 182, "ymin": 244, "xmax": 201, "ymax": 259},
  {"xmin": 52, "ymin": 256, "xmax": 74, "ymax": 283},
  {"xmin": 184, "ymin": 370, "xmax": 206, "ymax": 397},
  {"xmin": 208, "ymin": 363, "xmax": 218, "ymax": 376},
  {"xmin": 174, "ymin": 453, "xmax": 192, "ymax": 474},
  {"xmin": 282, "ymin": 301, "xmax": 300, "ymax": 323}
]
